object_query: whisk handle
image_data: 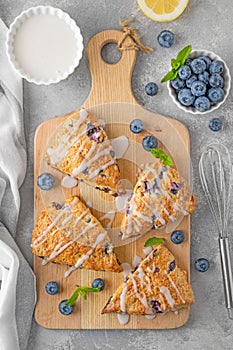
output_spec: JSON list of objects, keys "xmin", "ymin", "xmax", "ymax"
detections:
[{"xmin": 219, "ymin": 237, "xmax": 233, "ymax": 319}]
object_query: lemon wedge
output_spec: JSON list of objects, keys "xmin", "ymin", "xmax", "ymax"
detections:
[{"xmin": 137, "ymin": 0, "xmax": 189, "ymax": 22}]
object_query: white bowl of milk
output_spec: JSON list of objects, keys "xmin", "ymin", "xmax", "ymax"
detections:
[{"xmin": 6, "ymin": 6, "xmax": 83, "ymax": 85}]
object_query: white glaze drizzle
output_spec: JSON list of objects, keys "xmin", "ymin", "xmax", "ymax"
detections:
[
  {"xmin": 117, "ymin": 313, "xmax": 129, "ymax": 325},
  {"xmin": 110, "ymin": 136, "xmax": 129, "ymax": 159},
  {"xmin": 99, "ymin": 211, "xmax": 115, "ymax": 229},
  {"xmin": 143, "ymin": 246, "xmax": 152, "ymax": 256},
  {"xmin": 167, "ymin": 274, "xmax": 185, "ymax": 304},
  {"xmin": 133, "ymin": 255, "xmax": 142, "ymax": 268},
  {"xmin": 64, "ymin": 232, "xmax": 106, "ymax": 277},
  {"xmin": 61, "ymin": 175, "xmax": 79, "ymax": 188},
  {"xmin": 159, "ymin": 286, "xmax": 175, "ymax": 308},
  {"xmin": 146, "ymin": 315, "xmax": 156, "ymax": 320},
  {"xmin": 115, "ymin": 189, "xmax": 133, "ymax": 213}
]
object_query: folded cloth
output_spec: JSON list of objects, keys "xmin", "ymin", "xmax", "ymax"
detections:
[{"xmin": 0, "ymin": 18, "xmax": 35, "ymax": 350}]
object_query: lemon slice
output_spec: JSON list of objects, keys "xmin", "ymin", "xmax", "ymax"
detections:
[{"xmin": 137, "ymin": 0, "xmax": 189, "ymax": 22}]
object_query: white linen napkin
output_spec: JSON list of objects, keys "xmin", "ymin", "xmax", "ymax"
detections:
[{"xmin": 0, "ymin": 18, "xmax": 35, "ymax": 350}]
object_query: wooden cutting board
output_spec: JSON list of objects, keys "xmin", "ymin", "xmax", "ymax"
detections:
[{"xmin": 34, "ymin": 30, "xmax": 192, "ymax": 329}]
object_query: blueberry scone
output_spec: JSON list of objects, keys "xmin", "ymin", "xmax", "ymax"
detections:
[
  {"xmin": 102, "ymin": 244, "xmax": 194, "ymax": 316},
  {"xmin": 120, "ymin": 158, "xmax": 196, "ymax": 239},
  {"xmin": 45, "ymin": 108, "xmax": 120, "ymax": 196},
  {"xmin": 31, "ymin": 196, "xmax": 122, "ymax": 276}
]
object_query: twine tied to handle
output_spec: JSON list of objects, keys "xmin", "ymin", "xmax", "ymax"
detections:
[{"xmin": 118, "ymin": 19, "xmax": 153, "ymax": 54}]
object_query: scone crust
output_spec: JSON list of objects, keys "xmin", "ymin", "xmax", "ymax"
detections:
[{"xmin": 102, "ymin": 244, "xmax": 194, "ymax": 315}]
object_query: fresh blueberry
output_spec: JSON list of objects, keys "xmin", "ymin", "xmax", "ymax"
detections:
[
  {"xmin": 195, "ymin": 258, "xmax": 209, "ymax": 272},
  {"xmin": 194, "ymin": 96, "xmax": 211, "ymax": 112},
  {"xmin": 145, "ymin": 82, "xmax": 158, "ymax": 96},
  {"xmin": 151, "ymin": 299, "xmax": 161, "ymax": 312},
  {"xmin": 157, "ymin": 30, "xmax": 175, "ymax": 48},
  {"xmin": 186, "ymin": 75, "xmax": 197, "ymax": 88},
  {"xmin": 178, "ymin": 65, "xmax": 192, "ymax": 80},
  {"xmin": 171, "ymin": 77, "xmax": 185, "ymax": 90},
  {"xmin": 185, "ymin": 58, "xmax": 193, "ymax": 66},
  {"xmin": 207, "ymin": 87, "xmax": 224, "ymax": 103},
  {"xmin": 209, "ymin": 73, "xmax": 224, "ymax": 88},
  {"xmin": 142, "ymin": 136, "xmax": 158, "ymax": 151},
  {"xmin": 209, "ymin": 60, "xmax": 224, "ymax": 74},
  {"xmin": 191, "ymin": 58, "xmax": 207, "ymax": 74},
  {"xmin": 130, "ymin": 119, "xmax": 144, "ymax": 133},
  {"xmin": 191, "ymin": 80, "xmax": 206, "ymax": 97},
  {"xmin": 92, "ymin": 278, "xmax": 105, "ymax": 291},
  {"xmin": 37, "ymin": 173, "xmax": 55, "ymax": 190},
  {"xmin": 177, "ymin": 88, "xmax": 195, "ymax": 106},
  {"xmin": 171, "ymin": 230, "xmax": 185, "ymax": 244},
  {"xmin": 45, "ymin": 281, "xmax": 59, "ymax": 295},
  {"xmin": 199, "ymin": 55, "xmax": 212, "ymax": 69},
  {"xmin": 208, "ymin": 118, "xmax": 222, "ymax": 132},
  {"xmin": 59, "ymin": 300, "xmax": 74, "ymax": 315},
  {"xmin": 198, "ymin": 71, "xmax": 210, "ymax": 84}
]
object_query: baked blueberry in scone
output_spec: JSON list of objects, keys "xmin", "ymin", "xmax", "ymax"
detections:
[
  {"xmin": 102, "ymin": 244, "xmax": 194, "ymax": 316},
  {"xmin": 120, "ymin": 158, "xmax": 196, "ymax": 239},
  {"xmin": 45, "ymin": 108, "xmax": 120, "ymax": 196},
  {"xmin": 31, "ymin": 196, "xmax": 122, "ymax": 276}
]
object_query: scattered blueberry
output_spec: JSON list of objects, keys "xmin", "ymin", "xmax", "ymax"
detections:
[
  {"xmin": 191, "ymin": 58, "xmax": 207, "ymax": 74},
  {"xmin": 37, "ymin": 173, "xmax": 55, "ymax": 190},
  {"xmin": 194, "ymin": 96, "xmax": 211, "ymax": 112},
  {"xmin": 186, "ymin": 75, "xmax": 197, "ymax": 88},
  {"xmin": 199, "ymin": 55, "xmax": 212, "ymax": 69},
  {"xmin": 157, "ymin": 30, "xmax": 175, "ymax": 48},
  {"xmin": 209, "ymin": 60, "xmax": 224, "ymax": 74},
  {"xmin": 171, "ymin": 77, "xmax": 185, "ymax": 90},
  {"xmin": 145, "ymin": 82, "xmax": 158, "ymax": 96},
  {"xmin": 130, "ymin": 119, "xmax": 144, "ymax": 133},
  {"xmin": 59, "ymin": 300, "xmax": 74, "ymax": 315},
  {"xmin": 171, "ymin": 230, "xmax": 185, "ymax": 244},
  {"xmin": 198, "ymin": 71, "xmax": 210, "ymax": 84},
  {"xmin": 208, "ymin": 117, "xmax": 222, "ymax": 132},
  {"xmin": 208, "ymin": 87, "xmax": 224, "ymax": 103},
  {"xmin": 142, "ymin": 135, "xmax": 158, "ymax": 151},
  {"xmin": 92, "ymin": 278, "xmax": 105, "ymax": 291},
  {"xmin": 52, "ymin": 202, "xmax": 63, "ymax": 210},
  {"xmin": 178, "ymin": 88, "xmax": 195, "ymax": 106},
  {"xmin": 170, "ymin": 181, "xmax": 183, "ymax": 195},
  {"xmin": 195, "ymin": 258, "xmax": 209, "ymax": 272},
  {"xmin": 45, "ymin": 281, "xmax": 59, "ymax": 295},
  {"xmin": 209, "ymin": 73, "xmax": 224, "ymax": 88},
  {"xmin": 178, "ymin": 65, "xmax": 192, "ymax": 80},
  {"xmin": 191, "ymin": 80, "xmax": 207, "ymax": 97}
]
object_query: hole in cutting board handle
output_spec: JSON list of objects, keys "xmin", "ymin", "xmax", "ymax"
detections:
[{"xmin": 101, "ymin": 42, "xmax": 122, "ymax": 65}]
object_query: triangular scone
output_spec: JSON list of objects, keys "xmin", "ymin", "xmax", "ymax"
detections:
[
  {"xmin": 31, "ymin": 196, "xmax": 122, "ymax": 276},
  {"xmin": 120, "ymin": 159, "xmax": 196, "ymax": 239},
  {"xmin": 102, "ymin": 244, "xmax": 194, "ymax": 315},
  {"xmin": 45, "ymin": 108, "xmax": 120, "ymax": 196}
]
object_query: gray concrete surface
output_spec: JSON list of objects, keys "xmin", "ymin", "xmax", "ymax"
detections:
[{"xmin": 1, "ymin": 0, "xmax": 233, "ymax": 349}]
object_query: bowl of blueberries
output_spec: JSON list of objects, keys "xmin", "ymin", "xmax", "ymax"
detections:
[{"xmin": 167, "ymin": 49, "xmax": 231, "ymax": 114}]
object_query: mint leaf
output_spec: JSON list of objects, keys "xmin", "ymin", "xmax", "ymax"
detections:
[
  {"xmin": 66, "ymin": 285, "xmax": 101, "ymax": 306},
  {"xmin": 151, "ymin": 148, "xmax": 173, "ymax": 166},
  {"xmin": 144, "ymin": 237, "xmax": 165, "ymax": 247},
  {"xmin": 176, "ymin": 45, "xmax": 192, "ymax": 66},
  {"xmin": 66, "ymin": 288, "xmax": 80, "ymax": 306},
  {"xmin": 161, "ymin": 44, "xmax": 192, "ymax": 83},
  {"xmin": 161, "ymin": 69, "xmax": 178, "ymax": 83},
  {"xmin": 171, "ymin": 58, "xmax": 181, "ymax": 70}
]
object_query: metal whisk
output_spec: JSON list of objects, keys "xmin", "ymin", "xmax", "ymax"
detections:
[{"xmin": 199, "ymin": 143, "xmax": 233, "ymax": 319}]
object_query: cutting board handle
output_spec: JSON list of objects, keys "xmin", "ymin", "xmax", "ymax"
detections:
[{"xmin": 84, "ymin": 29, "xmax": 138, "ymax": 107}]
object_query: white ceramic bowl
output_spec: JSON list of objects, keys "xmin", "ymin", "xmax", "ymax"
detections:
[
  {"xmin": 167, "ymin": 49, "xmax": 231, "ymax": 114},
  {"xmin": 6, "ymin": 6, "xmax": 83, "ymax": 85}
]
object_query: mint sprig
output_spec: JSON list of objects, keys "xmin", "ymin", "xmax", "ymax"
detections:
[
  {"xmin": 150, "ymin": 148, "xmax": 173, "ymax": 166},
  {"xmin": 161, "ymin": 45, "xmax": 192, "ymax": 83},
  {"xmin": 66, "ymin": 285, "xmax": 101, "ymax": 306},
  {"xmin": 144, "ymin": 237, "xmax": 165, "ymax": 247}
]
